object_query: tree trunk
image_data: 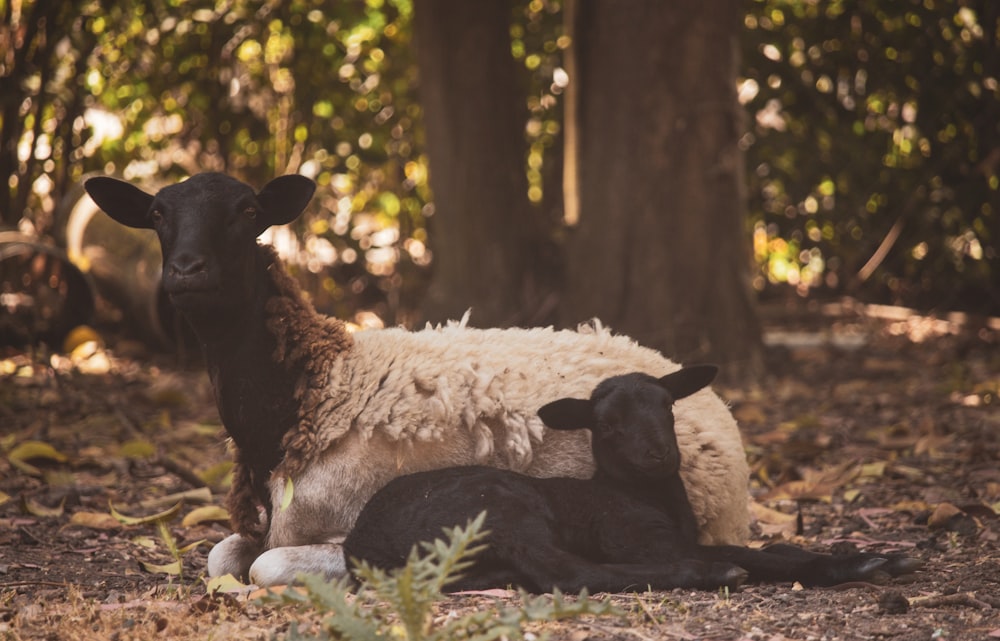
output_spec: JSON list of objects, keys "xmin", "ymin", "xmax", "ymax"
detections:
[
  {"xmin": 561, "ymin": 0, "xmax": 762, "ymax": 381},
  {"xmin": 413, "ymin": 0, "xmax": 541, "ymax": 327}
]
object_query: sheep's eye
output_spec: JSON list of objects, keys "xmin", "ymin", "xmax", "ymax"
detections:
[
  {"xmin": 243, "ymin": 207, "xmax": 257, "ymax": 219},
  {"xmin": 150, "ymin": 209, "xmax": 163, "ymax": 225}
]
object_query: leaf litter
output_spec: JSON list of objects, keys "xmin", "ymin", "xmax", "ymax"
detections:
[{"xmin": 1, "ymin": 303, "xmax": 999, "ymax": 639}]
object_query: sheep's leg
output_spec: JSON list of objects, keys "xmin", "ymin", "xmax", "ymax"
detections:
[
  {"xmin": 699, "ymin": 544, "xmax": 894, "ymax": 586},
  {"xmin": 502, "ymin": 546, "xmax": 747, "ymax": 593},
  {"xmin": 249, "ymin": 542, "xmax": 348, "ymax": 586},
  {"xmin": 207, "ymin": 533, "xmax": 262, "ymax": 581}
]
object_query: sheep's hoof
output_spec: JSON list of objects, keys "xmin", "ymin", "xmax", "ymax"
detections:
[{"xmin": 207, "ymin": 533, "xmax": 261, "ymax": 581}]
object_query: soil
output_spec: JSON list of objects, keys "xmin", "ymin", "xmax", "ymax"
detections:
[{"xmin": 1, "ymin": 301, "xmax": 998, "ymax": 640}]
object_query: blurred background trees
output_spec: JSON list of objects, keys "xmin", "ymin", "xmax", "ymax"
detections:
[{"xmin": 1, "ymin": 0, "xmax": 998, "ymax": 375}]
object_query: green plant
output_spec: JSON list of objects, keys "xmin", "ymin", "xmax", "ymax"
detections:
[
  {"xmin": 110, "ymin": 500, "xmax": 206, "ymax": 582},
  {"xmin": 263, "ymin": 511, "xmax": 621, "ymax": 641}
]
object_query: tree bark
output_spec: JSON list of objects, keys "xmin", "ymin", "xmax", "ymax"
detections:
[
  {"xmin": 413, "ymin": 0, "xmax": 542, "ymax": 327},
  {"xmin": 562, "ymin": 0, "xmax": 762, "ymax": 381}
]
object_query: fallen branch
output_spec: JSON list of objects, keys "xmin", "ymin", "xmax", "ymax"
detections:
[{"xmin": 909, "ymin": 592, "xmax": 992, "ymax": 610}]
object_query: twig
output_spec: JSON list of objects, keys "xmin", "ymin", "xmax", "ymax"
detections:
[
  {"xmin": 826, "ymin": 581, "xmax": 886, "ymax": 592},
  {"xmin": 155, "ymin": 454, "xmax": 208, "ymax": 489},
  {"xmin": 909, "ymin": 592, "xmax": 992, "ymax": 610},
  {"xmin": 112, "ymin": 405, "xmax": 146, "ymax": 439},
  {"xmin": 0, "ymin": 580, "xmax": 78, "ymax": 589}
]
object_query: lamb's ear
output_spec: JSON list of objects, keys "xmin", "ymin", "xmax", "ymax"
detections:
[
  {"xmin": 255, "ymin": 175, "xmax": 317, "ymax": 233},
  {"xmin": 84, "ymin": 177, "xmax": 156, "ymax": 229},
  {"xmin": 537, "ymin": 398, "xmax": 595, "ymax": 431},
  {"xmin": 658, "ymin": 364, "xmax": 718, "ymax": 401}
]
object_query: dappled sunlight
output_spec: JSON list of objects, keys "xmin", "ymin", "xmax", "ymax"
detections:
[{"xmin": 743, "ymin": 1, "xmax": 997, "ymax": 311}]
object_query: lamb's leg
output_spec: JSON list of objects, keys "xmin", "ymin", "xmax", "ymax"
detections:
[
  {"xmin": 700, "ymin": 544, "xmax": 898, "ymax": 586},
  {"xmin": 249, "ymin": 542, "xmax": 348, "ymax": 587},
  {"xmin": 207, "ymin": 533, "xmax": 262, "ymax": 581},
  {"xmin": 503, "ymin": 546, "xmax": 747, "ymax": 594},
  {"xmin": 760, "ymin": 543, "xmax": 924, "ymax": 578}
]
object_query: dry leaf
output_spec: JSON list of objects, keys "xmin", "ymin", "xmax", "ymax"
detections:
[
  {"xmin": 131, "ymin": 535, "xmax": 158, "ymax": 549},
  {"xmin": 205, "ymin": 573, "xmax": 249, "ymax": 595},
  {"xmin": 927, "ymin": 502, "xmax": 962, "ymax": 529},
  {"xmin": 182, "ymin": 505, "xmax": 230, "ymax": 527},
  {"xmin": 750, "ymin": 501, "xmax": 799, "ymax": 539},
  {"xmin": 178, "ymin": 539, "xmax": 207, "ymax": 554},
  {"xmin": 62, "ymin": 325, "xmax": 102, "ymax": 353},
  {"xmin": 22, "ymin": 496, "xmax": 65, "ymax": 518},
  {"xmin": 859, "ymin": 461, "xmax": 886, "ymax": 478},
  {"xmin": 110, "ymin": 500, "xmax": 183, "ymax": 526},
  {"xmin": 141, "ymin": 560, "xmax": 181, "ymax": 575},
  {"xmin": 914, "ymin": 433, "xmax": 955, "ymax": 456},
  {"xmin": 8, "ymin": 441, "xmax": 68, "ymax": 476},
  {"xmin": 119, "ymin": 440, "xmax": 156, "ymax": 460},
  {"xmin": 750, "ymin": 501, "xmax": 799, "ymax": 525},
  {"xmin": 137, "ymin": 487, "xmax": 213, "ymax": 510},
  {"xmin": 763, "ymin": 480, "xmax": 835, "ymax": 502},
  {"xmin": 199, "ymin": 461, "xmax": 234, "ymax": 488},
  {"xmin": 69, "ymin": 511, "xmax": 121, "ymax": 530},
  {"xmin": 891, "ymin": 500, "xmax": 931, "ymax": 513}
]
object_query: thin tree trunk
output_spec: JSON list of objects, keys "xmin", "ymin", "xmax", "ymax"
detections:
[{"xmin": 562, "ymin": 0, "xmax": 762, "ymax": 381}]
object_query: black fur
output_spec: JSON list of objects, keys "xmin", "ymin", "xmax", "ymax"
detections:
[
  {"xmin": 344, "ymin": 367, "xmax": 921, "ymax": 593},
  {"xmin": 84, "ymin": 173, "xmax": 317, "ymax": 521}
]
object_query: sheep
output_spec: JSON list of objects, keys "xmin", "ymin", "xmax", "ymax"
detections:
[
  {"xmin": 83, "ymin": 172, "xmax": 751, "ymax": 587},
  {"xmin": 344, "ymin": 367, "xmax": 920, "ymax": 593}
]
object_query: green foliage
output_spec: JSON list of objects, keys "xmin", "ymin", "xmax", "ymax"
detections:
[
  {"xmin": 263, "ymin": 512, "xmax": 620, "ymax": 641},
  {"xmin": 742, "ymin": 0, "xmax": 999, "ymax": 311},
  {"xmin": 4, "ymin": 0, "xmax": 997, "ymax": 322},
  {"xmin": 2, "ymin": 0, "xmax": 429, "ymax": 324},
  {"xmin": 110, "ymin": 500, "xmax": 207, "ymax": 581}
]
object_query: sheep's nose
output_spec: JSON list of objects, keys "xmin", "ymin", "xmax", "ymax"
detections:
[{"xmin": 168, "ymin": 254, "xmax": 208, "ymax": 277}]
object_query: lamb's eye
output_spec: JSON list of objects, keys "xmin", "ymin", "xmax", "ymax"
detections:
[
  {"xmin": 150, "ymin": 209, "xmax": 163, "ymax": 225},
  {"xmin": 243, "ymin": 207, "xmax": 257, "ymax": 219}
]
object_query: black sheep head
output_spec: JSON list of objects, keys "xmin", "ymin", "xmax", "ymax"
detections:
[
  {"xmin": 537, "ymin": 365, "xmax": 718, "ymax": 483},
  {"xmin": 85, "ymin": 173, "xmax": 315, "ymax": 324}
]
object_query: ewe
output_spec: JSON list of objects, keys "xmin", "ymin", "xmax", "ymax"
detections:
[{"xmin": 85, "ymin": 173, "xmax": 750, "ymax": 586}]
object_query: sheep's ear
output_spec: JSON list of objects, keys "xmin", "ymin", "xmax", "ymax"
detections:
[
  {"xmin": 658, "ymin": 364, "xmax": 718, "ymax": 401},
  {"xmin": 84, "ymin": 177, "xmax": 156, "ymax": 229},
  {"xmin": 537, "ymin": 398, "xmax": 595, "ymax": 431},
  {"xmin": 255, "ymin": 175, "xmax": 317, "ymax": 232}
]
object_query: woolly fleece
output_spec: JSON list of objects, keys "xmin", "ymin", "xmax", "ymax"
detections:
[{"xmin": 242, "ymin": 255, "xmax": 750, "ymax": 551}]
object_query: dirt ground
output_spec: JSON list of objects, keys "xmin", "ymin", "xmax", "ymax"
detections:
[{"xmin": 1, "ymin": 300, "xmax": 999, "ymax": 641}]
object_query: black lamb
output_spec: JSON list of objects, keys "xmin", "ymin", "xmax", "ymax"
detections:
[{"xmin": 343, "ymin": 366, "xmax": 920, "ymax": 593}]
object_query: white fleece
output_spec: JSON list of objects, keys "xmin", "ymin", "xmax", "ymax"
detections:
[{"xmin": 263, "ymin": 317, "xmax": 750, "ymax": 555}]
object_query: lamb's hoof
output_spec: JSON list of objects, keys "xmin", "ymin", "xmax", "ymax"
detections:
[
  {"xmin": 882, "ymin": 555, "xmax": 923, "ymax": 577},
  {"xmin": 708, "ymin": 562, "xmax": 748, "ymax": 590},
  {"xmin": 854, "ymin": 556, "xmax": 890, "ymax": 578},
  {"xmin": 724, "ymin": 566, "xmax": 749, "ymax": 590}
]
